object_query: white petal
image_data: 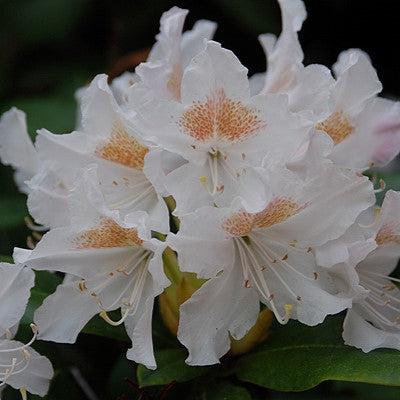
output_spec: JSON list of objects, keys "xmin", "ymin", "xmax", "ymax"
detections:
[
  {"xmin": 111, "ymin": 71, "xmax": 139, "ymax": 105},
  {"xmin": 315, "ymin": 223, "xmax": 375, "ymax": 268},
  {"xmin": 181, "ymin": 19, "xmax": 217, "ymax": 68},
  {"xmin": 33, "ymin": 281, "xmax": 100, "ymax": 343},
  {"xmin": 177, "ymin": 264, "xmax": 259, "ymax": 365},
  {"xmin": 21, "ymin": 226, "xmax": 136, "ymax": 279},
  {"xmin": 260, "ymin": 0, "xmax": 306, "ymax": 94},
  {"xmin": 250, "ymin": 236, "xmax": 352, "ymax": 325},
  {"xmin": 0, "ymin": 108, "xmax": 38, "ymax": 193},
  {"xmin": 168, "ymin": 206, "xmax": 235, "ymax": 279},
  {"xmin": 181, "ymin": 41, "xmax": 250, "ymax": 104},
  {"xmin": 267, "ymin": 166, "xmax": 375, "ymax": 247},
  {"xmin": 137, "ymin": 7, "xmax": 188, "ymax": 101},
  {"xmin": 330, "ymin": 98, "xmax": 400, "ymax": 169},
  {"xmin": 125, "ymin": 280, "xmax": 157, "ymax": 369},
  {"xmin": 0, "ymin": 263, "xmax": 34, "ymax": 336},
  {"xmin": 26, "ymin": 168, "xmax": 69, "ymax": 228},
  {"xmin": 343, "ymin": 308, "xmax": 400, "ymax": 352},
  {"xmin": 288, "ymin": 64, "xmax": 334, "ymax": 120},
  {"xmin": 0, "ymin": 339, "xmax": 53, "ymax": 396},
  {"xmin": 333, "ymin": 49, "xmax": 382, "ymax": 116},
  {"xmin": 147, "ymin": 7, "xmax": 188, "ymax": 63},
  {"xmin": 80, "ymin": 74, "xmax": 124, "ymax": 136}
]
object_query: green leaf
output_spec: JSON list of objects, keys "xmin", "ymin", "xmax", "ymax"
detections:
[
  {"xmin": 235, "ymin": 315, "xmax": 400, "ymax": 391},
  {"xmin": 108, "ymin": 356, "xmax": 139, "ymax": 399},
  {"xmin": 0, "ymin": 254, "xmax": 13, "ymax": 263},
  {"xmin": 137, "ymin": 349, "xmax": 211, "ymax": 387},
  {"xmin": 203, "ymin": 381, "xmax": 252, "ymax": 400}
]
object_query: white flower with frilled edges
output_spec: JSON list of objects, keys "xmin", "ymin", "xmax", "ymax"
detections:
[
  {"xmin": 250, "ymin": 0, "xmax": 334, "ymax": 121},
  {"xmin": 35, "ymin": 74, "xmax": 169, "ymax": 232},
  {"xmin": 16, "ymin": 170, "xmax": 169, "ymax": 369},
  {"xmin": 0, "ymin": 107, "xmax": 71, "ymax": 229},
  {"xmin": 0, "ymin": 108, "xmax": 39, "ymax": 195},
  {"xmin": 340, "ymin": 190, "xmax": 400, "ymax": 352},
  {"xmin": 133, "ymin": 40, "xmax": 312, "ymax": 214},
  {"xmin": 168, "ymin": 163, "xmax": 374, "ymax": 365},
  {"xmin": 0, "ymin": 263, "xmax": 53, "ymax": 397},
  {"xmin": 134, "ymin": 6, "xmax": 217, "ymax": 102},
  {"xmin": 316, "ymin": 49, "xmax": 400, "ymax": 169}
]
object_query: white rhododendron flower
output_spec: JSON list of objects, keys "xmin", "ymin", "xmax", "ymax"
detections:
[
  {"xmin": 340, "ymin": 191, "xmax": 400, "ymax": 352},
  {"xmin": 133, "ymin": 40, "xmax": 311, "ymax": 214},
  {"xmin": 134, "ymin": 6, "xmax": 217, "ymax": 102},
  {"xmin": 0, "ymin": 263, "xmax": 53, "ymax": 397},
  {"xmin": 168, "ymin": 162, "xmax": 374, "ymax": 364},
  {"xmin": 0, "ymin": 0, "xmax": 400, "ymax": 378},
  {"xmin": 0, "ymin": 108, "xmax": 39, "ymax": 195},
  {"xmin": 16, "ymin": 170, "xmax": 169, "ymax": 369},
  {"xmin": 316, "ymin": 49, "xmax": 400, "ymax": 169}
]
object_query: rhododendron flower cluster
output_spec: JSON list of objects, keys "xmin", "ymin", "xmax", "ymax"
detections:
[{"xmin": 1, "ymin": 0, "xmax": 400, "ymax": 396}]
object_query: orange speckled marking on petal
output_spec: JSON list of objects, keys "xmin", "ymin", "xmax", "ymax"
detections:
[
  {"xmin": 178, "ymin": 89, "xmax": 266, "ymax": 142},
  {"xmin": 376, "ymin": 223, "xmax": 400, "ymax": 246},
  {"xmin": 222, "ymin": 210, "xmax": 255, "ymax": 237},
  {"xmin": 74, "ymin": 218, "xmax": 143, "ymax": 249},
  {"xmin": 316, "ymin": 111, "xmax": 354, "ymax": 145},
  {"xmin": 222, "ymin": 198, "xmax": 302, "ymax": 237},
  {"xmin": 253, "ymin": 198, "xmax": 301, "ymax": 229},
  {"xmin": 167, "ymin": 63, "xmax": 183, "ymax": 101},
  {"xmin": 95, "ymin": 121, "xmax": 148, "ymax": 169}
]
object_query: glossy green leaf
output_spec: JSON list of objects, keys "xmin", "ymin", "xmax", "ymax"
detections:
[
  {"xmin": 235, "ymin": 315, "xmax": 400, "ymax": 391},
  {"xmin": 137, "ymin": 349, "xmax": 211, "ymax": 387},
  {"xmin": 203, "ymin": 381, "xmax": 252, "ymax": 400}
]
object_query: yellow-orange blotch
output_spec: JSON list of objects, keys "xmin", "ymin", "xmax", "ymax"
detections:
[
  {"xmin": 179, "ymin": 88, "xmax": 266, "ymax": 142},
  {"xmin": 222, "ymin": 197, "xmax": 302, "ymax": 236},
  {"xmin": 316, "ymin": 111, "xmax": 354, "ymax": 145},
  {"xmin": 96, "ymin": 121, "xmax": 148, "ymax": 169},
  {"xmin": 376, "ymin": 224, "xmax": 400, "ymax": 246},
  {"xmin": 74, "ymin": 218, "xmax": 143, "ymax": 249}
]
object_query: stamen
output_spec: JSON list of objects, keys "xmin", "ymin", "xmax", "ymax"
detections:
[
  {"xmin": 360, "ymin": 301, "xmax": 400, "ymax": 329},
  {"xmin": 24, "ymin": 216, "xmax": 48, "ymax": 232},
  {"xmin": 365, "ymin": 271, "xmax": 400, "ymax": 283},
  {"xmin": 0, "ymin": 324, "xmax": 38, "ymax": 354},
  {"xmin": 250, "ymin": 234, "xmax": 315, "ymax": 282},
  {"xmin": 20, "ymin": 388, "xmax": 28, "ymax": 400},
  {"xmin": 235, "ymin": 238, "xmax": 290, "ymax": 324},
  {"xmin": 357, "ymin": 207, "xmax": 380, "ymax": 229},
  {"xmin": 99, "ymin": 256, "xmax": 150, "ymax": 326}
]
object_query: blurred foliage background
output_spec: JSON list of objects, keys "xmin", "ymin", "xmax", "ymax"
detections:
[{"xmin": 1, "ymin": 0, "xmax": 400, "ymax": 399}]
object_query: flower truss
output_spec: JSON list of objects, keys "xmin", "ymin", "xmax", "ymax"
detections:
[{"xmin": 1, "ymin": 0, "xmax": 400, "ymax": 396}]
